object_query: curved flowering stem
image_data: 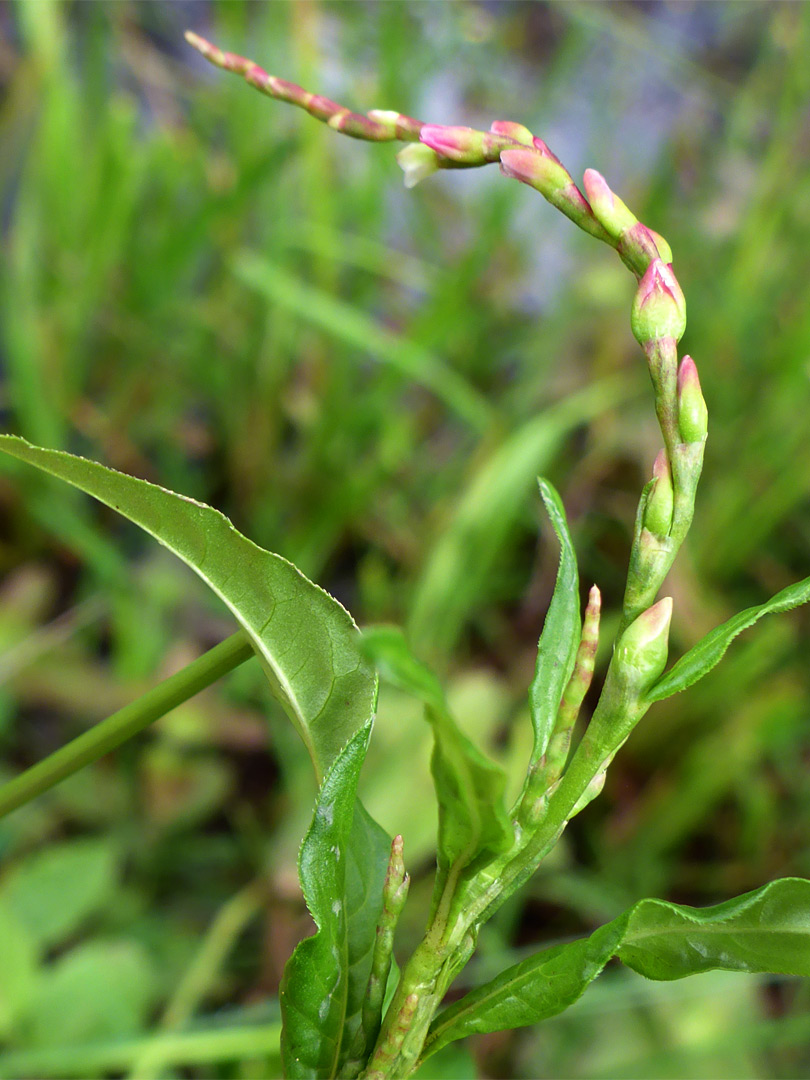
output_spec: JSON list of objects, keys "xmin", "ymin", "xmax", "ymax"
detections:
[
  {"xmin": 185, "ymin": 31, "xmax": 707, "ymax": 621},
  {"xmin": 185, "ymin": 33, "xmax": 708, "ymax": 1079}
]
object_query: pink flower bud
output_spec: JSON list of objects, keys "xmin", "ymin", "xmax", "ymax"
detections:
[
  {"xmin": 631, "ymin": 259, "xmax": 687, "ymax": 345},
  {"xmin": 531, "ymin": 137, "xmax": 563, "ymax": 166},
  {"xmin": 499, "ymin": 147, "xmax": 571, "ymax": 195},
  {"xmin": 583, "ymin": 168, "xmax": 638, "ymax": 239},
  {"xmin": 419, "ymin": 124, "xmax": 497, "ymax": 164},
  {"xmin": 490, "ymin": 120, "xmax": 534, "ymax": 146},
  {"xmin": 677, "ymin": 356, "xmax": 708, "ymax": 443},
  {"xmin": 648, "ymin": 227, "xmax": 673, "ymax": 265}
]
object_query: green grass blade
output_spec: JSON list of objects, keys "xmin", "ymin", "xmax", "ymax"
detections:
[
  {"xmin": 408, "ymin": 377, "xmax": 629, "ymax": 654},
  {"xmin": 233, "ymin": 251, "xmax": 492, "ymax": 432},
  {"xmin": 0, "ymin": 1022, "xmax": 282, "ymax": 1079}
]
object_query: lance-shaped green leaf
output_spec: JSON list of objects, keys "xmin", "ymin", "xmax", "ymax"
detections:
[
  {"xmin": 646, "ymin": 574, "xmax": 810, "ymax": 703},
  {"xmin": 362, "ymin": 627, "xmax": 513, "ymax": 895},
  {"xmin": 280, "ymin": 727, "xmax": 390, "ymax": 1079},
  {"xmin": 422, "ymin": 877, "xmax": 810, "ymax": 1060},
  {"xmin": 0, "ymin": 435, "xmax": 375, "ymax": 783},
  {"xmin": 528, "ymin": 479, "xmax": 581, "ymax": 764}
]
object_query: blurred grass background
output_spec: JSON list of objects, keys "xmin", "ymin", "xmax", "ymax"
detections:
[{"xmin": 1, "ymin": 1, "xmax": 809, "ymax": 1077}]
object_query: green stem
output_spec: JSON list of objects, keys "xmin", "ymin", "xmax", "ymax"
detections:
[
  {"xmin": 0, "ymin": 630, "xmax": 254, "ymax": 820},
  {"xmin": 363, "ymin": 863, "xmax": 467, "ymax": 1079},
  {"xmin": 370, "ymin": 665, "xmax": 652, "ymax": 1079}
]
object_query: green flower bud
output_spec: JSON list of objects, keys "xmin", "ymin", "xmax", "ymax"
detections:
[
  {"xmin": 615, "ymin": 596, "xmax": 672, "ymax": 692},
  {"xmin": 499, "ymin": 146, "xmax": 572, "ymax": 197},
  {"xmin": 644, "ymin": 450, "xmax": 674, "ymax": 538},
  {"xmin": 489, "ymin": 120, "xmax": 534, "ymax": 146},
  {"xmin": 631, "ymin": 259, "xmax": 687, "ymax": 345},
  {"xmin": 582, "ymin": 168, "xmax": 638, "ymax": 239},
  {"xmin": 677, "ymin": 356, "xmax": 708, "ymax": 443}
]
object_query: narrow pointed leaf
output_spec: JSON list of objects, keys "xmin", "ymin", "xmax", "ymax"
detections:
[
  {"xmin": 362, "ymin": 627, "xmax": 513, "ymax": 888},
  {"xmin": 422, "ymin": 923, "xmax": 623, "ymax": 1059},
  {"xmin": 423, "ymin": 877, "xmax": 810, "ymax": 1059},
  {"xmin": 280, "ymin": 728, "xmax": 390, "ymax": 1079},
  {"xmin": 0, "ymin": 435, "xmax": 375, "ymax": 782},
  {"xmin": 647, "ymin": 575, "xmax": 810, "ymax": 703},
  {"xmin": 529, "ymin": 478, "xmax": 581, "ymax": 763}
]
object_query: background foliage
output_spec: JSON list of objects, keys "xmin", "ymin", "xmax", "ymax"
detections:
[{"xmin": 1, "ymin": 2, "xmax": 809, "ymax": 1077}]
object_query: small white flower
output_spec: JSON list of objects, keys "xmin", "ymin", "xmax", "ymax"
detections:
[{"xmin": 396, "ymin": 143, "xmax": 440, "ymax": 189}]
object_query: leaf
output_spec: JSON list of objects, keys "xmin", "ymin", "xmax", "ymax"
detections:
[
  {"xmin": 616, "ymin": 878, "xmax": 810, "ymax": 980},
  {"xmin": 24, "ymin": 940, "xmax": 157, "ymax": 1047},
  {"xmin": 360, "ymin": 626, "xmax": 445, "ymax": 712},
  {"xmin": 362, "ymin": 627, "xmax": 513, "ymax": 894},
  {"xmin": 0, "ymin": 900, "xmax": 38, "ymax": 1039},
  {"xmin": 0, "ymin": 838, "xmax": 118, "ymax": 953},
  {"xmin": 528, "ymin": 478, "xmax": 581, "ymax": 763},
  {"xmin": 422, "ymin": 923, "xmax": 624, "ymax": 1060},
  {"xmin": 0, "ymin": 435, "xmax": 376, "ymax": 783},
  {"xmin": 647, "ymin": 574, "xmax": 810, "ymax": 703},
  {"xmin": 422, "ymin": 877, "xmax": 810, "ymax": 1060},
  {"xmin": 280, "ymin": 727, "xmax": 390, "ymax": 1079}
]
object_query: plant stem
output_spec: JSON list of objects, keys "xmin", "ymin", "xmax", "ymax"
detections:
[
  {"xmin": 366, "ymin": 656, "xmax": 654, "ymax": 1079},
  {"xmin": 0, "ymin": 630, "xmax": 254, "ymax": 820}
]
